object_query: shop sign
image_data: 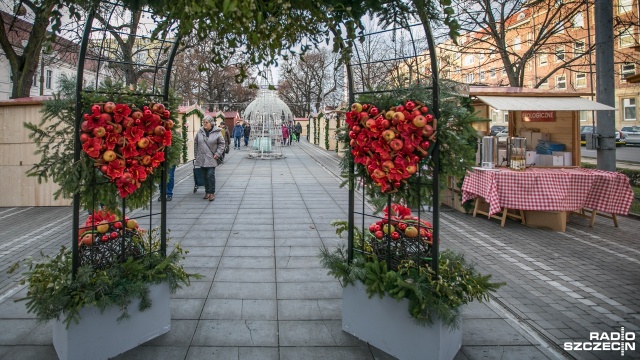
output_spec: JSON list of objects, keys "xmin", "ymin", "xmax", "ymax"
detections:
[{"xmin": 522, "ymin": 111, "xmax": 555, "ymax": 122}]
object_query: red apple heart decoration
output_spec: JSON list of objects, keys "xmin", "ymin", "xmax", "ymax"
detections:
[
  {"xmin": 80, "ymin": 102, "xmax": 173, "ymax": 198},
  {"xmin": 346, "ymin": 100, "xmax": 436, "ymax": 193}
]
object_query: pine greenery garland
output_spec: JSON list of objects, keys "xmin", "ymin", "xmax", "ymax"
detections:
[
  {"xmin": 324, "ymin": 115, "xmax": 330, "ymax": 149},
  {"xmin": 319, "ymin": 220, "xmax": 504, "ymax": 329},
  {"xmin": 10, "ymin": 228, "xmax": 200, "ymax": 328},
  {"xmin": 23, "ymin": 76, "xmax": 184, "ymax": 213},
  {"xmin": 181, "ymin": 108, "xmax": 204, "ymax": 162}
]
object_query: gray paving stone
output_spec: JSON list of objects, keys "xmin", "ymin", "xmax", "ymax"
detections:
[
  {"xmin": 238, "ymin": 346, "xmax": 280, "ymax": 360},
  {"xmin": 147, "ymin": 320, "xmax": 198, "ymax": 346},
  {"xmin": 276, "ymin": 268, "xmax": 336, "ymax": 282},
  {"xmin": 277, "ymin": 299, "xmax": 342, "ymax": 320},
  {"xmin": 208, "ymin": 282, "xmax": 276, "ymax": 300},
  {"xmin": 277, "ymin": 282, "xmax": 343, "ymax": 299},
  {"xmin": 279, "ymin": 346, "xmax": 376, "ymax": 360},
  {"xmin": 214, "ymin": 268, "xmax": 275, "ymax": 282},
  {"xmin": 278, "ymin": 320, "xmax": 361, "ymax": 346},
  {"xmin": 460, "ymin": 345, "xmax": 555, "ymax": 360},
  {"xmin": 191, "ymin": 320, "xmax": 278, "ymax": 346},
  {"xmin": 275, "ymin": 256, "xmax": 322, "ymax": 268},
  {"xmin": 170, "ymin": 298, "xmax": 206, "ymax": 320},
  {"xmin": 219, "ymin": 256, "xmax": 275, "ymax": 268},
  {"xmin": 0, "ymin": 319, "xmax": 39, "ymax": 345},
  {"xmin": 0, "ymin": 345, "xmax": 58, "ymax": 360},
  {"xmin": 184, "ymin": 346, "xmax": 239, "ymax": 360},
  {"xmin": 462, "ymin": 319, "xmax": 536, "ymax": 346},
  {"xmin": 223, "ymin": 246, "xmax": 274, "ymax": 257},
  {"xmin": 113, "ymin": 345, "xmax": 189, "ymax": 360}
]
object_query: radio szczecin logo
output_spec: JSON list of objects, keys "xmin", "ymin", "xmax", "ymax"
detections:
[{"xmin": 564, "ymin": 327, "xmax": 636, "ymax": 356}]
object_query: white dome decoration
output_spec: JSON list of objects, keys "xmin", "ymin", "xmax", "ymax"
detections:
[
  {"xmin": 243, "ymin": 89, "xmax": 294, "ymax": 123},
  {"xmin": 244, "ymin": 89, "xmax": 292, "ymax": 159}
]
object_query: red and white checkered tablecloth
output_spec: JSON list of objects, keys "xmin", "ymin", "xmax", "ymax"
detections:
[{"xmin": 461, "ymin": 168, "xmax": 634, "ymax": 216}]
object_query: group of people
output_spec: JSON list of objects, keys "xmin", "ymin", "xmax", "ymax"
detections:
[
  {"xmin": 281, "ymin": 121, "xmax": 302, "ymax": 146},
  {"xmin": 161, "ymin": 117, "xmax": 303, "ymax": 203}
]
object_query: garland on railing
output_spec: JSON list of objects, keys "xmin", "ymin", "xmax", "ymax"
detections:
[
  {"xmin": 180, "ymin": 109, "xmax": 204, "ymax": 163},
  {"xmin": 324, "ymin": 115, "xmax": 330, "ymax": 149}
]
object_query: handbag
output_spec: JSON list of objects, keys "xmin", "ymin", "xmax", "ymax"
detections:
[
  {"xmin": 203, "ymin": 133, "xmax": 223, "ymax": 165},
  {"xmin": 225, "ymin": 145, "xmax": 230, "ymax": 154}
]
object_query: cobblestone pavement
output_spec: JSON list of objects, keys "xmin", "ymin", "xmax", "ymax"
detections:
[{"xmin": 0, "ymin": 139, "xmax": 637, "ymax": 360}]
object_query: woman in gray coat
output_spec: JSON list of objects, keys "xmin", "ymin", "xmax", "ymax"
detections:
[{"xmin": 194, "ymin": 116, "xmax": 225, "ymax": 201}]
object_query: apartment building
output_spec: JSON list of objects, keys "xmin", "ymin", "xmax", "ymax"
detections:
[{"xmin": 436, "ymin": 0, "xmax": 639, "ymax": 130}]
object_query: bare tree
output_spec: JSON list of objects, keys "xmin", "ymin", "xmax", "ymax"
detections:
[
  {"xmin": 171, "ymin": 36, "xmax": 258, "ymax": 112},
  {"xmin": 450, "ymin": 0, "xmax": 595, "ymax": 88},
  {"xmin": 0, "ymin": 0, "xmax": 83, "ymax": 98},
  {"xmin": 277, "ymin": 48, "xmax": 340, "ymax": 117}
]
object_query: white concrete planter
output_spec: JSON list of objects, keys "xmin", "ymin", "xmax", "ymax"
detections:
[
  {"xmin": 53, "ymin": 282, "xmax": 171, "ymax": 360},
  {"xmin": 342, "ymin": 281, "xmax": 462, "ymax": 360}
]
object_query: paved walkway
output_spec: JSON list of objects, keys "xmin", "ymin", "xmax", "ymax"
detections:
[{"xmin": 0, "ymin": 140, "xmax": 638, "ymax": 360}]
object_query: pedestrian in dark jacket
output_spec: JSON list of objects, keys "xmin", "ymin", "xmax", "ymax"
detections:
[
  {"xmin": 294, "ymin": 122, "xmax": 302, "ymax": 142},
  {"xmin": 243, "ymin": 123, "xmax": 251, "ymax": 147},
  {"xmin": 287, "ymin": 121, "xmax": 294, "ymax": 145},
  {"xmin": 194, "ymin": 116, "xmax": 225, "ymax": 201},
  {"xmin": 232, "ymin": 121, "xmax": 244, "ymax": 149}
]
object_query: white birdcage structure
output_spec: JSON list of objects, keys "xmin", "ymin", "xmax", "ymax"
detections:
[{"xmin": 243, "ymin": 89, "xmax": 294, "ymax": 159}]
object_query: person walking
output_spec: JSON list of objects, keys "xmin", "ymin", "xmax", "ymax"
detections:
[
  {"xmin": 219, "ymin": 121, "xmax": 231, "ymax": 162},
  {"xmin": 232, "ymin": 120, "xmax": 244, "ymax": 150},
  {"xmin": 243, "ymin": 122, "xmax": 251, "ymax": 147},
  {"xmin": 281, "ymin": 123, "xmax": 289, "ymax": 146},
  {"xmin": 287, "ymin": 121, "xmax": 294, "ymax": 145},
  {"xmin": 158, "ymin": 165, "xmax": 176, "ymax": 201},
  {"xmin": 194, "ymin": 116, "xmax": 225, "ymax": 201},
  {"xmin": 294, "ymin": 122, "xmax": 302, "ymax": 142}
]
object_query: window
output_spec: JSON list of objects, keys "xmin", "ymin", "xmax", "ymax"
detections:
[
  {"xmin": 575, "ymin": 72, "xmax": 586, "ymax": 87},
  {"xmin": 466, "ymin": 73, "xmax": 475, "ymax": 83},
  {"xmin": 32, "ymin": 73, "xmax": 37, "ymax": 87},
  {"xmin": 539, "ymin": 78, "xmax": 549, "ymax": 89},
  {"xmin": 527, "ymin": 60, "xmax": 533, "ymax": 70},
  {"xmin": 490, "ymin": 68, "xmax": 496, "ymax": 78},
  {"xmin": 479, "ymin": 70, "xmax": 485, "ymax": 81},
  {"xmin": 555, "ymin": 46, "xmax": 565, "ymax": 62},
  {"xmin": 517, "ymin": 13, "xmax": 526, "ymax": 21},
  {"xmin": 573, "ymin": 12, "xmax": 584, "ymax": 28},
  {"xmin": 556, "ymin": 75, "xmax": 567, "ymax": 89},
  {"xmin": 502, "ymin": 68, "xmax": 507, "ymax": 76},
  {"xmin": 527, "ymin": 32, "xmax": 533, "ymax": 45},
  {"xmin": 45, "ymin": 70, "xmax": 52, "ymax": 89},
  {"xmin": 490, "ymin": 109, "xmax": 500, "ymax": 123},
  {"xmin": 539, "ymin": 53, "xmax": 548, "ymax": 66},
  {"xmin": 503, "ymin": 112, "xmax": 509, "ymax": 123},
  {"xmin": 623, "ymin": 98, "xmax": 636, "ymax": 121},
  {"xmin": 454, "ymin": 67, "xmax": 460, "ymax": 74},
  {"xmin": 574, "ymin": 41, "xmax": 585, "ymax": 56},
  {"xmin": 619, "ymin": 27, "xmax": 635, "ymax": 48},
  {"xmin": 579, "ymin": 111, "xmax": 588, "ymax": 122},
  {"xmin": 464, "ymin": 55, "xmax": 474, "ymax": 66},
  {"xmin": 479, "ymin": 53, "xmax": 485, "ymax": 61},
  {"xmin": 514, "ymin": 37, "xmax": 521, "ymax": 50},
  {"xmin": 527, "ymin": 80, "xmax": 533, "ymax": 88},
  {"xmin": 621, "ymin": 63, "xmax": 636, "ymax": 81},
  {"xmin": 618, "ymin": 0, "xmax": 633, "ymax": 13}
]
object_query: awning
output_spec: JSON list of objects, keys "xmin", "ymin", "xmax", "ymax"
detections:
[{"xmin": 476, "ymin": 96, "xmax": 615, "ymax": 111}]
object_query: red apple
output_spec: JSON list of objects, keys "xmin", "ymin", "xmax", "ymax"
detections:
[
  {"xmin": 103, "ymin": 102, "xmax": 116, "ymax": 113},
  {"xmin": 382, "ymin": 160, "xmax": 395, "ymax": 171},
  {"xmin": 405, "ymin": 101, "xmax": 416, "ymax": 111},
  {"xmin": 80, "ymin": 121, "xmax": 91, "ymax": 133},
  {"xmin": 413, "ymin": 115, "xmax": 427, "ymax": 128},
  {"xmin": 406, "ymin": 165, "xmax": 417, "ymax": 175},
  {"xmin": 165, "ymin": 120, "xmax": 175, "ymax": 129},
  {"xmin": 369, "ymin": 107, "xmax": 379, "ymax": 117},
  {"xmin": 105, "ymin": 124, "xmax": 114, "ymax": 132},
  {"xmin": 92, "ymin": 127, "xmax": 106, "ymax": 137},
  {"xmin": 131, "ymin": 111, "xmax": 143, "ymax": 120},
  {"xmin": 113, "ymin": 124, "xmax": 123, "ymax": 134},
  {"xmin": 392, "ymin": 111, "xmax": 405, "ymax": 123},
  {"xmin": 381, "ymin": 129, "xmax": 395, "ymax": 142},
  {"xmin": 99, "ymin": 113, "xmax": 111, "ymax": 123},
  {"xmin": 91, "ymin": 104, "xmax": 102, "ymax": 114},
  {"xmin": 137, "ymin": 137, "xmax": 150, "ymax": 148},
  {"xmin": 422, "ymin": 124, "xmax": 434, "ymax": 137},
  {"xmin": 365, "ymin": 118, "xmax": 376, "ymax": 129},
  {"xmin": 163, "ymin": 110, "xmax": 171, "ymax": 118},
  {"xmin": 420, "ymin": 106, "xmax": 429, "ymax": 114},
  {"xmin": 374, "ymin": 230, "xmax": 384, "ymax": 239},
  {"xmin": 141, "ymin": 155, "xmax": 152, "ymax": 166},
  {"xmin": 349, "ymin": 131, "xmax": 357, "ymax": 139},
  {"xmin": 100, "ymin": 164, "xmax": 108, "ymax": 173},
  {"xmin": 79, "ymin": 133, "xmax": 91, "ymax": 143},
  {"xmin": 380, "ymin": 119, "xmax": 390, "ymax": 129},
  {"xmin": 389, "ymin": 138, "xmax": 404, "ymax": 151},
  {"xmin": 425, "ymin": 114, "xmax": 434, "ymax": 122},
  {"xmin": 122, "ymin": 117, "xmax": 134, "ymax": 128},
  {"xmin": 103, "ymin": 150, "xmax": 117, "ymax": 162},
  {"xmin": 395, "ymin": 105, "xmax": 405, "ymax": 113},
  {"xmin": 152, "ymin": 103, "xmax": 165, "ymax": 113},
  {"xmin": 391, "ymin": 231, "xmax": 401, "ymax": 240},
  {"xmin": 352, "ymin": 125, "xmax": 362, "ymax": 133}
]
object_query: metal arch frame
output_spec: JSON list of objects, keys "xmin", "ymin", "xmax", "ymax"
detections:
[
  {"xmin": 72, "ymin": 1, "xmax": 181, "ymax": 274},
  {"xmin": 345, "ymin": 17, "xmax": 441, "ymax": 275}
]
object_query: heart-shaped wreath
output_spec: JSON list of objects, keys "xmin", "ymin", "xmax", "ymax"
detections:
[
  {"xmin": 80, "ymin": 102, "xmax": 174, "ymax": 198},
  {"xmin": 346, "ymin": 100, "xmax": 436, "ymax": 193}
]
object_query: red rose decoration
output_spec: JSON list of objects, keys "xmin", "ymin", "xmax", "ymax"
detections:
[
  {"xmin": 80, "ymin": 102, "xmax": 173, "ymax": 198},
  {"xmin": 348, "ymin": 100, "xmax": 436, "ymax": 193}
]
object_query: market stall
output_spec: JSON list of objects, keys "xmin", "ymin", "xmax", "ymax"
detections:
[
  {"xmin": 461, "ymin": 167, "xmax": 635, "ymax": 231},
  {"xmin": 443, "ymin": 87, "xmax": 634, "ymax": 231},
  {"xmin": 470, "ymin": 86, "xmax": 615, "ymax": 167}
]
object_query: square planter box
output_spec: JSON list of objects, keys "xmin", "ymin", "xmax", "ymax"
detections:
[
  {"xmin": 53, "ymin": 282, "xmax": 171, "ymax": 360},
  {"xmin": 342, "ymin": 281, "xmax": 462, "ymax": 360}
]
